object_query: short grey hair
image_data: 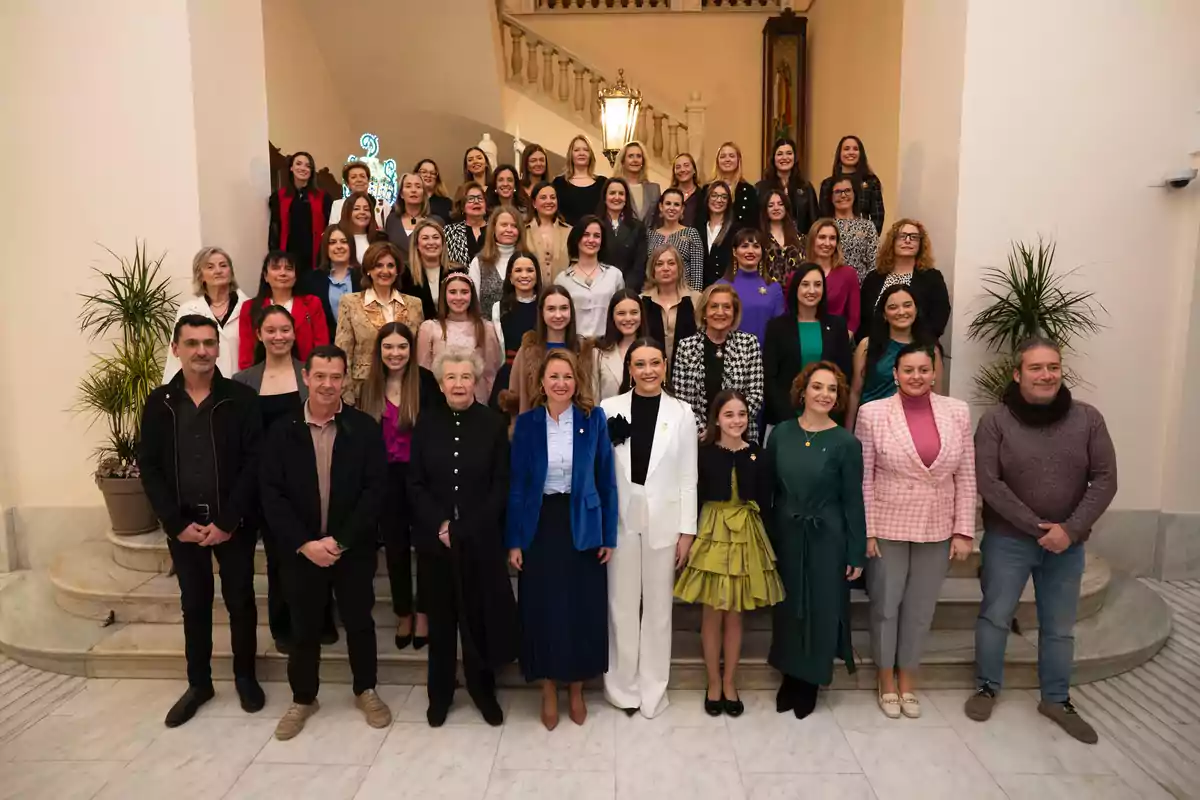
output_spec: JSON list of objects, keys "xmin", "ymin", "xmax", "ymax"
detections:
[
  {"xmin": 1015, "ymin": 335, "xmax": 1062, "ymax": 368},
  {"xmin": 432, "ymin": 346, "xmax": 483, "ymax": 381},
  {"xmin": 191, "ymin": 246, "xmax": 238, "ymax": 296}
]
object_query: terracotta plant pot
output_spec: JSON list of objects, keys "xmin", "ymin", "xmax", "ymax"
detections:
[{"xmin": 97, "ymin": 476, "xmax": 158, "ymax": 535}]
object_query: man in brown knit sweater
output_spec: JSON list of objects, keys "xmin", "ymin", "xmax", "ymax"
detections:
[{"xmin": 965, "ymin": 337, "xmax": 1117, "ymax": 743}]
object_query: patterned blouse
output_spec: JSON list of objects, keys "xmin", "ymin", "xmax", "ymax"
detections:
[
  {"xmin": 648, "ymin": 226, "xmax": 704, "ymax": 292},
  {"xmin": 835, "ymin": 217, "xmax": 879, "ymax": 285},
  {"xmin": 764, "ymin": 237, "xmax": 803, "ymax": 285}
]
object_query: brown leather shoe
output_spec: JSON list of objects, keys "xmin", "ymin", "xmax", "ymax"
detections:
[
  {"xmin": 568, "ymin": 686, "xmax": 587, "ymax": 726},
  {"xmin": 541, "ymin": 684, "xmax": 559, "ymax": 731},
  {"xmin": 274, "ymin": 701, "xmax": 319, "ymax": 741},
  {"xmin": 1038, "ymin": 699, "xmax": 1098, "ymax": 744},
  {"xmin": 355, "ymin": 689, "xmax": 393, "ymax": 729}
]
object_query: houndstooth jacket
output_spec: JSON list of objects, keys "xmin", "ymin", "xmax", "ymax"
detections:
[{"xmin": 668, "ymin": 329, "xmax": 764, "ymax": 440}]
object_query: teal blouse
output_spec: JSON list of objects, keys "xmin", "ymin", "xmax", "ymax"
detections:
[
  {"xmin": 861, "ymin": 339, "xmax": 903, "ymax": 404},
  {"xmin": 797, "ymin": 321, "xmax": 823, "ymax": 371}
]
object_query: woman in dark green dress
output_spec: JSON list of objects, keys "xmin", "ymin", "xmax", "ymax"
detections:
[{"xmin": 767, "ymin": 360, "xmax": 866, "ymax": 719}]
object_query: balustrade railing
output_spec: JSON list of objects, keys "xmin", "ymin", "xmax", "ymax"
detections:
[
  {"xmin": 502, "ymin": 0, "xmax": 790, "ymax": 13},
  {"xmin": 499, "ymin": 14, "xmax": 703, "ymax": 166}
]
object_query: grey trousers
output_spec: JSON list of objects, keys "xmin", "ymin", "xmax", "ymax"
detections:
[{"xmin": 867, "ymin": 538, "xmax": 951, "ymax": 671}]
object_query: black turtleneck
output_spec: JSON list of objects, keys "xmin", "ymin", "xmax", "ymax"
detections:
[
  {"xmin": 1002, "ymin": 381, "xmax": 1072, "ymax": 427},
  {"xmin": 630, "ymin": 391, "xmax": 661, "ymax": 486}
]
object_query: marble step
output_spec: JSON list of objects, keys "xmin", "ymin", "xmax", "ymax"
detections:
[
  {"xmin": 109, "ymin": 528, "xmax": 988, "ymax": 579},
  {"xmin": 56, "ymin": 538, "xmax": 1111, "ymax": 631},
  {"xmin": 0, "ymin": 568, "xmax": 1170, "ymax": 690}
]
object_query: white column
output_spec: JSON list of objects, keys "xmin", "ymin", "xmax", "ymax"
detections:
[{"xmin": 684, "ymin": 92, "xmax": 708, "ymax": 172}]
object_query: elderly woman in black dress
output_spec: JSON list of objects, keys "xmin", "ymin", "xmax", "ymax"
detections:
[{"xmin": 407, "ymin": 346, "xmax": 518, "ymax": 727}]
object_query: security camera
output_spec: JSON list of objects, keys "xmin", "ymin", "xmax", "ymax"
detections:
[{"xmin": 1165, "ymin": 168, "xmax": 1197, "ymax": 189}]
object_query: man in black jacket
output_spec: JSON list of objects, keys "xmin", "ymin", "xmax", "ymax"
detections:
[
  {"xmin": 260, "ymin": 345, "xmax": 392, "ymax": 741},
  {"xmin": 139, "ymin": 315, "xmax": 264, "ymax": 727}
]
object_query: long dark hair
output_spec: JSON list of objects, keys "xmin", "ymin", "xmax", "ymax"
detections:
[
  {"xmin": 498, "ymin": 250, "xmax": 543, "ymax": 316},
  {"xmin": 531, "ymin": 285, "xmax": 579, "ymax": 350},
  {"xmin": 462, "ymin": 146, "xmax": 493, "ymax": 184},
  {"xmin": 598, "ymin": 288, "xmax": 648, "ymax": 353},
  {"xmin": 520, "ymin": 143, "xmax": 549, "ymax": 189},
  {"xmin": 251, "ymin": 304, "xmax": 300, "ymax": 366},
  {"xmin": 784, "ymin": 262, "xmax": 828, "ymax": 320},
  {"xmin": 596, "ymin": 177, "xmax": 639, "ymax": 228},
  {"xmin": 830, "ymin": 134, "xmax": 873, "ymax": 183},
  {"xmin": 701, "ymin": 389, "xmax": 750, "ymax": 445},
  {"xmin": 487, "ymin": 164, "xmax": 529, "ymax": 214},
  {"xmin": 437, "ymin": 272, "xmax": 487, "ymax": 348},
  {"xmin": 622, "ymin": 336, "xmax": 671, "ymax": 397},
  {"xmin": 529, "ymin": 181, "xmax": 563, "ymax": 224},
  {"xmin": 697, "ymin": 181, "xmax": 735, "ymax": 247},
  {"xmin": 318, "ymin": 223, "xmax": 358, "ymax": 271},
  {"xmin": 357, "ymin": 322, "xmax": 421, "ymax": 430},
  {"xmin": 567, "ymin": 215, "xmax": 609, "ymax": 261},
  {"xmin": 759, "ymin": 189, "xmax": 803, "ymax": 252},
  {"xmin": 864, "ymin": 284, "xmax": 930, "ymax": 377},
  {"xmin": 763, "ymin": 137, "xmax": 811, "ymax": 191},
  {"xmin": 284, "ymin": 151, "xmax": 316, "ymax": 195},
  {"xmin": 251, "ymin": 250, "xmax": 298, "ymax": 330}
]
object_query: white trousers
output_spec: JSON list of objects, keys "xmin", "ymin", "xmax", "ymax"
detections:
[{"xmin": 604, "ymin": 488, "xmax": 676, "ymax": 718}]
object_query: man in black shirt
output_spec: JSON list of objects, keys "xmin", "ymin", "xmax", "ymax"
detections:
[{"xmin": 139, "ymin": 315, "xmax": 264, "ymax": 727}]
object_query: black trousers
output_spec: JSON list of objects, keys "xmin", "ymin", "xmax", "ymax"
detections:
[
  {"xmin": 283, "ymin": 546, "xmax": 377, "ymax": 704},
  {"xmin": 262, "ymin": 522, "xmax": 336, "ymax": 642},
  {"xmin": 384, "ymin": 462, "xmax": 423, "ymax": 618},
  {"xmin": 422, "ymin": 550, "xmax": 495, "ymax": 709},
  {"xmin": 167, "ymin": 531, "xmax": 258, "ymax": 688}
]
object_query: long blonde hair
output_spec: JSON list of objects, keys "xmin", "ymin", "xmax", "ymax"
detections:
[
  {"xmin": 394, "ymin": 171, "xmax": 430, "ymax": 217},
  {"xmin": 709, "ymin": 141, "xmax": 743, "ymax": 188},
  {"xmin": 805, "ymin": 218, "xmax": 846, "ymax": 268},
  {"xmin": 535, "ymin": 348, "xmax": 595, "ymax": 414},
  {"xmin": 645, "ymin": 244, "xmax": 689, "ymax": 295},
  {"xmin": 406, "ymin": 218, "xmax": 452, "ymax": 287},
  {"xmin": 615, "ymin": 140, "xmax": 649, "ymax": 185},
  {"xmin": 561, "ymin": 134, "xmax": 597, "ymax": 179},
  {"xmin": 479, "ymin": 207, "xmax": 521, "ymax": 267},
  {"xmin": 437, "ymin": 272, "xmax": 487, "ymax": 348}
]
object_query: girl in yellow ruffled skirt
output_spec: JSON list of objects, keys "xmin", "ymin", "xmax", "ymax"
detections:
[{"xmin": 674, "ymin": 390, "xmax": 785, "ymax": 716}]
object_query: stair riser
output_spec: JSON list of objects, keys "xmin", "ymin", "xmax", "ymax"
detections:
[
  {"xmin": 112, "ymin": 542, "xmax": 984, "ymax": 580},
  {"xmin": 53, "ymin": 583, "xmax": 1107, "ymax": 633}
]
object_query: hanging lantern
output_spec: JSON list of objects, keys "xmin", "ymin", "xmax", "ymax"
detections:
[{"xmin": 598, "ymin": 69, "xmax": 642, "ymax": 166}]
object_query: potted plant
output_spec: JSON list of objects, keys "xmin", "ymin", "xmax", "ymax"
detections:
[
  {"xmin": 966, "ymin": 238, "xmax": 1104, "ymax": 403},
  {"xmin": 77, "ymin": 242, "xmax": 178, "ymax": 534}
]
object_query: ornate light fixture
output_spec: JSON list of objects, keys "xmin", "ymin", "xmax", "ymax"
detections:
[
  {"xmin": 598, "ymin": 69, "xmax": 642, "ymax": 166},
  {"xmin": 345, "ymin": 133, "xmax": 398, "ymax": 207}
]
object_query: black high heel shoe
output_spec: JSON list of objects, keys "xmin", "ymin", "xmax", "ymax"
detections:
[
  {"xmin": 722, "ymin": 692, "xmax": 744, "ymax": 718},
  {"xmin": 704, "ymin": 692, "xmax": 723, "ymax": 717},
  {"xmin": 412, "ymin": 635, "xmax": 428, "ymax": 651}
]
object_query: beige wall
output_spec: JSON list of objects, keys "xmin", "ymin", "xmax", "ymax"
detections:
[
  {"xmin": 261, "ymin": 0, "xmax": 354, "ymax": 184},
  {"xmin": 949, "ymin": 0, "xmax": 1200, "ymax": 514},
  {"xmin": 520, "ymin": 3, "xmax": 902, "ymax": 207}
]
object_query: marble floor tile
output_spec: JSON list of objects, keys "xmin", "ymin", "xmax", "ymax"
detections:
[
  {"xmin": 254, "ymin": 686, "xmax": 408, "ymax": 766},
  {"xmin": 926, "ymin": 688, "xmax": 1118, "ymax": 776},
  {"xmin": 496, "ymin": 691, "xmax": 615, "ymax": 772},
  {"xmin": 825, "ymin": 690, "xmax": 949, "ymax": 730},
  {"xmin": 0, "ymin": 760, "xmax": 125, "ymax": 800},
  {"xmin": 94, "ymin": 716, "xmax": 277, "ymax": 800},
  {"xmin": 393, "ymin": 684, "xmax": 514, "ymax": 726},
  {"xmin": 992, "ymin": 773, "xmax": 1144, "ymax": 799},
  {"xmin": 46, "ymin": 677, "xmax": 184, "ymax": 718},
  {"xmin": 649, "ymin": 689, "xmax": 733, "ymax": 729},
  {"xmin": 45, "ymin": 678, "xmax": 120, "ymax": 715},
  {"xmin": 201, "ymin": 680, "xmax": 296, "ymax": 718},
  {"xmin": 223, "ymin": 763, "xmax": 369, "ymax": 800},
  {"xmin": 0, "ymin": 703, "xmax": 164, "ymax": 762},
  {"xmin": 354, "ymin": 722, "xmax": 501, "ymax": 800},
  {"xmin": 616, "ymin": 712, "xmax": 746, "ymax": 800},
  {"xmin": 484, "ymin": 769, "xmax": 616, "ymax": 799},
  {"xmin": 727, "ymin": 691, "xmax": 861, "ymax": 775},
  {"xmin": 843, "ymin": 727, "xmax": 1005, "ymax": 800},
  {"xmin": 741, "ymin": 773, "xmax": 879, "ymax": 800}
]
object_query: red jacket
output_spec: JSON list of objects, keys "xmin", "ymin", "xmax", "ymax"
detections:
[
  {"xmin": 269, "ymin": 187, "xmax": 330, "ymax": 271},
  {"xmin": 238, "ymin": 295, "xmax": 330, "ymax": 370}
]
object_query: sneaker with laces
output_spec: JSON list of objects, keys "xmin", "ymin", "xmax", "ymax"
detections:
[
  {"xmin": 964, "ymin": 686, "xmax": 996, "ymax": 721},
  {"xmin": 274, "ymin": 700, "xmax": 319, "ymax": 741},
  {"xmin": 355, "ymin": 688, "xmax": 393, "ymax": 729},
  {"xmin": 1038, "ymin": 699, "xmax": 1098, "ymax": 744}
]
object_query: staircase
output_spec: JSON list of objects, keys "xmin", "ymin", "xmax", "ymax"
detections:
[
  {"xmin": 0, "ymin": 525, "xmax": 1171, "ymax": 690},
  {"xmin": 497, "ymin": 13, "xmax": 703, "ymax": 183}
]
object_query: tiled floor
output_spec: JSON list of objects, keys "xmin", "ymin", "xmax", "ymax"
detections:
[{"xmin": 0, "ymin": 676, "xmax": 1174, "ymax": 799}]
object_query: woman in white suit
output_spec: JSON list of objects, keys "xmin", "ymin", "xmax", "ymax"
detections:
[
  {"xmin": 855, "ymin": 341, "xmax": 975, "ymax": 720},
  {"xmin": 163, "ymin": 246, "xmax": 250, "ymax": 383},
  {"xmin": 600, "ymin": 337, "xmax": 698, "ymax": 718}
]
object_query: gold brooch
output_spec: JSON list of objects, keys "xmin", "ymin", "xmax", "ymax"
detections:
[
  {"xmin": 750, "ymin": 453, "xmax": 757, "ymax": 460},
  {"xmin": 759, "ymin": 286, "xmax": 767, "ymax": 295}
]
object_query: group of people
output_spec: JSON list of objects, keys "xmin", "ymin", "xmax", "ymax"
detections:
[{"xmin": 142, "ymin": 133, "xmax": 1117, "ymax": 748}]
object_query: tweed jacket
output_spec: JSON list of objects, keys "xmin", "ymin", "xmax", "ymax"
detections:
[
  {"xmin": 668, "ymin": 329, "xmax": 764, "ymax": 441},
  {"xmin": 855, "ymin": 392, "xmax": 976, "ymax": 543},
  {"xmin": 334, "ymin": 289, "xmax": 424, "ymax": 405},
  {"xmin": 524, "ymin": 219, "xmax": 572, "ymax": 285},
  {"xmin": 444, "ymin": 221, "xmax": 485, "ymax": 270}
]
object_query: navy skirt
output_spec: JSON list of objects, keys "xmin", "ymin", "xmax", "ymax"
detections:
[{"xmin": 518, "ymin": 493, "xmax": 608, "ymax": 682}]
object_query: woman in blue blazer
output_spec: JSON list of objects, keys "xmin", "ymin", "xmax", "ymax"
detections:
[{"xmin": 507, "ymin": 348, "xmax": 618, "ymax": 731}]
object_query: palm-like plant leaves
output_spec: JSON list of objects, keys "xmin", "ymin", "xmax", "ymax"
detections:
[
  {"xmin": 76, "ymin": 242, "xmax": 178, "ymax": 473},
  {"xmin": 967, "ymin": 239, "xmax": 1104, "ymax": 403}
]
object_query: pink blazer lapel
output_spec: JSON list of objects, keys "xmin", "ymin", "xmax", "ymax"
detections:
[
  {"xmin": 928, "ymin": 394, "xmax": 957, "ymax": 473},
  {"xmin": 886, "ymin": 395, "xmax": 928, "ymax": 475}
]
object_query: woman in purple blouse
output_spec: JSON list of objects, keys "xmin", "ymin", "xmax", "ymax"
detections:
[
  {"xmin": 356, "ymin": 321, "xmax": 444, "ymax": 652},
  {"xmin": 718, "ymin": 228, "xmax": 785, "ymax": 348}
]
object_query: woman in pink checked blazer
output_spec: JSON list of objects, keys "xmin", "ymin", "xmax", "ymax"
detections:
[{"xmin": 855, "ymin": 342, "xmax": 976, "ymax": 721}]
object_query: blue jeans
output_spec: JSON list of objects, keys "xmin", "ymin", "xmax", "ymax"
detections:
[{"xmin": 974, "ymin": 531, "xmax": 1085, "ymax": 703}]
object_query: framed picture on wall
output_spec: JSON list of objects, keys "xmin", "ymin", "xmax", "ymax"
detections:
[{"xmin": 761, "ymin": 10, "xmax": 808, "ymax": 173}]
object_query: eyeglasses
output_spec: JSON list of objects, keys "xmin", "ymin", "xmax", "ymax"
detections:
[
  {"xmin": 832, "ymin": 188, "xmax": 853, "ymax": 197},
  {"xmin": 897, "ymin": 232, "xmax": 921, "ymax": 242},
  {"xmin": 418, "ymin": 169, "xmax": 438, "ymax": 178},
  {"xmin": 466, "ymin": 196, "xmax": 485, "ymax": 203},
  {"xmin": 710, "ymin": 194, "xmax": 730, "ymax": 203}
]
